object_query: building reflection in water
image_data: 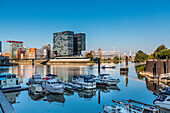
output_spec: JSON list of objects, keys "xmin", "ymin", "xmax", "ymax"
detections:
[
  {"xmin": 145, "ymin": 78, "xmax": 169, "ymax": 93},
  {"xmin": 1, "ymin": 65, "xmax": 86, "ymax": 84},
  {"xmin": 120, "ymin": 71, "xmax": 128, "ymax": 87}
]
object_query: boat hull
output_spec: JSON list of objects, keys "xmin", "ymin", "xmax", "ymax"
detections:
[
  {"xmin": 42, "ymin": 84, "xmax": 64, "ymax": 94},
  {"xmin": 1, "ymin": 86, "xmax": 22, "ymax": 90}
]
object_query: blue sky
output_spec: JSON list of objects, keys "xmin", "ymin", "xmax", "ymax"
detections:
[{"xmin": 0, "ymin": 0, "xmax": 170, "ymax": 55}]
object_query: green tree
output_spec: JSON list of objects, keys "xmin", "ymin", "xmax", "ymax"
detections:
[
  {"xmin": 113, "ymin": 56, "xmax": 119, "ymax": 61},
  {"xmin": 85, "ymin": 53, "xmax": 93, "ymax": 61},
  {"xmin": 157, "ymin": 49, "xmax": 170, "ymax": 59},
  {"xmin": 135, "ymin": 50, "xmax": 148, "ymax": 62},
  {"xmin": 153, "ymin": 44, "xmax": 166, "ymax": 58},
  {"xmin": 148, "ymin": 54, "xmax": 154, "ymax": 59}
]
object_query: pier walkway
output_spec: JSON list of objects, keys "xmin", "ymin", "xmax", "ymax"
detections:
[{"xmin": 0, "ymin": 90, "xmax": 15, "ymax": 113}]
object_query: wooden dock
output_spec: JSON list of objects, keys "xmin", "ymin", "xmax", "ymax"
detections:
[{"xmin": 0, "ymin": 90, "xmax": 15, "ymax": 113}]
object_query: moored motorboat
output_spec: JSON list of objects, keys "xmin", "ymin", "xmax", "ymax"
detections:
[
  {"xmin": 103, "ymin": 99, "xmax": 159, "ymax": 113},
  {"xmin": 102, "ymin": 65, "xmax": 116, "ymax": 69},
  {"xmin": 0, "ymin": 73, "xmax": 21, "ymax": 90},
  {"xmin": 42, "ymin": 74, "xmax": 64, "ymax": 94},
  {"xmin": 29, "ymin": 84, "xmax": 45, "ymax": 95},
  {"xmin": 153, "ymin": 95, "xmax": 170, "ymax": 110},
  {"xmin": 72, "ymin": 75, "xmax": 96, "ymax": 89},
  {"xmin": 91, "ymin": 74, "xmax": 120, "ymax": 86},
  {"xmin": 28, "ymin": 73, "xmax": 43, "ymax": 85}
]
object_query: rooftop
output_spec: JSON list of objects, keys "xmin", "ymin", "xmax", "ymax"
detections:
[{"xmin": 6, "ymin": 40, "xmax": 23, "ymax": 43}]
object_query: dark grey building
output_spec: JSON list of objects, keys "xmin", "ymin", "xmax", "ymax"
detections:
[
  {"xmin": 73, "ymin": 33, "xmax": 86, "ymax": 55},
  {"xmin": 53, "ymin": 31, "xmax": 86, "ymax": 57},
  {"xmin": 0, "ymin": 41, "xmax": 2, "ymax": 53},
  {"xmin": 53, "ymin": 31, "xmax": 74, "ymax": 57}
]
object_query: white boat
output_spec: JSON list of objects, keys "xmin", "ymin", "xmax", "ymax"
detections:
[
  {"xmin": 102, "ymin": 65, "xmax": 116, "ymax": 69},
  {"xmin": 72, "ymin": 75, "xmax": 96, "ymax": 89},
  {"xmin": 103, "ymin": 100, "xmax": 159, "ymax": 113},
  {"xmin": 154, "ymin": 95, "xmax": 170, "ymax": 110},
  {"xmin": 0, "ymin": 73, "xmax": 21, "ymax": 90},
  {"xmin": 28, "ymin": 73, "xmax": 43, "ymax": 85},
  {"xmin": 29, "ymin": 84, "xmax": 45, "ymax": 95},
  {"xmin": 42, "ymin": 74, "xmax": 64, "ymax": 94},
  {"xmin": 93, "ymin": 74, "xmax": 120, "ymax": 86}
]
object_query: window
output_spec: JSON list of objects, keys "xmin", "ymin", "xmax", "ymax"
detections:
[
  {"xmin": 7, "ymin": 76, "xmax": 11, "ymax": 79},
  {"xmin": 47, "ymin": 82, "xmax": 50, "ymax": 84}
]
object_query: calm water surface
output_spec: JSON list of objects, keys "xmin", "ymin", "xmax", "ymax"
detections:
[{"xmin": 0, "ymin": 62, "xmax": 168, "ymax": 113}]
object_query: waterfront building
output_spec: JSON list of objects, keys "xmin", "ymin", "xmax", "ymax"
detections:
[
  {"xmin": 93, "ymin": 50, "xmax": 120, "ymax": 59},
  {"xmin": 6, "ymin": 40, "xmax": 23, "ymax": 59},
  {"xmin": 42, "ymin": 44, "xmax": 51, "ymax": 59},
  {"xmin": 73, "ymin": 33, "xmax": 86, "ymax": 55},
  {"xmin": 53, "ymin": 31, "xmax": 86, "ymax": 57},
  {"xmin": 53, "ymin": 31, "xmax": 74, "ymax": 57},
  {"xmin": 0, "ymin": 41, "xmax": 2, "ymax": 53},
  {"xmin": 28, "ymin": 48, "xmax": 36, "ymax": 59},
  {"xmin": 2, "ymin": 52, "xmax": 10, "ymax": 59},
  {"xmin": 36, "ymin": 44, "xmax": 50, "ymax": 59},
  {"xmin": 17, "ymin": 47, "xmax": 27, "ymax": 59},
  {"xmin": 145, "ymin": 59, "xmax": 170, "ymax": 77},
  {"xmin": 0, "ymin": 55, "xmax": 11, "ymax": 66}
]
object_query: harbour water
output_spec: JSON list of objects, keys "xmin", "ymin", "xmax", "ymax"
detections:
[{"xmin": 0, "ymin": 62, "xmax": 169, "ymax": 113}]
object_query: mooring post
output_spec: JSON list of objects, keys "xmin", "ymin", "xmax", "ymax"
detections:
[
  {"xmin": 125, "ymin": 56, "xmax": 128, "ymax": 66},
  {"xmin": 98, "ymin": 58, "xmax": 100, "ymax": 75},
  {"xmin": 32, "ymin": 59, "xmax": 34, "ymax": 65},
  {"xmin": 98, "ymin": 90, "xmax": 100, "ymax": 104}
]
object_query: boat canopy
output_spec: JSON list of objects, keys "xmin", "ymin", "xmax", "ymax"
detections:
[
  {"xmin": 100, "ymin": 74, "xmax": 110, "ymax": 76},
  {"xmin": 46, "ymin": 74, "xmax": 58, "ymax": 77},
  {"xmin": 165, "ymin": 87, "xmax": 170, "ymax": 95},
  {"xmin": 0, "ymin": 73, "xmax": 16, "ymax": 78},
  {"xmin": 80, "ymin": 75, "xmax": 92, "ymax": 79}
]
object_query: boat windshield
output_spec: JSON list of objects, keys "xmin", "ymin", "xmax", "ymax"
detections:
[
  {"xmin": 51, "ymin": 82, "xmax": 58, "ymax": 84},
  {"xmin": 84, "ymin": 78, "xmax": 94, "ymax": 82},
  {"xmin": 33, "ymin": 76, "xmax": 41, "ymax": 79}
]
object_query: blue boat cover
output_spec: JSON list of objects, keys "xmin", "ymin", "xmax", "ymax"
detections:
[{"xmin": 46, "ymin": 74, "xmax": 58, "ymax": 77}]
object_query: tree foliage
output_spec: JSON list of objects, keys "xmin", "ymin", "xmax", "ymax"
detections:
[
  {"xmin": 113, "ymin": 56, "xmax": 120, "ymax": 61},
  {"xmin": 85, "ymin": 53, "xmax": 93, "ymax": 61},
  {"xmin": 153, "ymin": 44, "xmax": 166, "ymax": 58},
  {"xmin": 157, "ymin": 49, "xmax": 170, "ymax": 59},
  {"xmin": 135, "ymin": 50, "xmax": 148, "ymax": 62}
]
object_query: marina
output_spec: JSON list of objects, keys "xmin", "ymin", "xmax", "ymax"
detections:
[{"xmin": 0, "ymin": 62, "xmax": 169, "ymax": 113}]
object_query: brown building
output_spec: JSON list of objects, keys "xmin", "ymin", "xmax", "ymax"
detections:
[
  {"xmin": 145, "ymin": 59, "xmax": 170, "ymax": 77},
  {"xmin": 17, "ymin": 48, "xmax": 26, "ymax": 59}
]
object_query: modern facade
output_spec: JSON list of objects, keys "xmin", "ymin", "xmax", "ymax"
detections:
[
  {"xmin": 74, "ymin": 33, "xmax": 86, "ymax": 55},
  {"xmin": 0, "ymin": 41, "xmax": 2, "ymax": 53},
  {"xmin": 17, "ymin": 47, "xmax": 27, "ymax": 59},
  {"xmin": 6, "ymin": 41, "xmax": 23, "ymax": 59},
  {"xmin": 36, "ymin": 44, "xmax": 51, "ymax": 59},
  {"xmin": 28, "ymin": 48, "xmax": 36, "ymax": 59},
  {"xmin": 53, "ymin": 31, "xmax": 74, "ymax": 57},
  {"xmin": 53, "ymin": 31, "xmax": 86, "ymax": 57},
  {"xmin": 93, "ymin": 51, "xmax": 120, "ymax": 59}
]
